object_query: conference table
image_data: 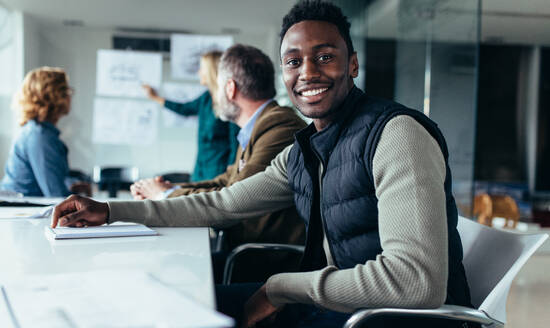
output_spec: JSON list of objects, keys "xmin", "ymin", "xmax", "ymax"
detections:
[{"xmin": 0, "ymin": 204, "xmax": 232, "ymax": 327}]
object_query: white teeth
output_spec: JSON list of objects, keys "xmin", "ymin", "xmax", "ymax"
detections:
[{"xmin": 301, "ymin": 88, "xmax": 328, "ymax": 97}]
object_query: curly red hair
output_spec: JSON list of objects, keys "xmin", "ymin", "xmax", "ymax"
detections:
[{"xmin": 17, "ymin": 67, "xmax": 72, "ymax": 126}]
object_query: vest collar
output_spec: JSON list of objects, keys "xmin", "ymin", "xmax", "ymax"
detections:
[{"xmin": 294, "ymin": 86, "xmax": 366, "ymax": 165}]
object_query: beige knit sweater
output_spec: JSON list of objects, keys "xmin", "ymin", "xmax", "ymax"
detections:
[{"xmin": 108, "ymin": 115, "xmax": 449, "ymax": 313}]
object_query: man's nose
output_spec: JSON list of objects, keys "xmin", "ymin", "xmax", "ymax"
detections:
[{"xmin": 299, "ymin": 59, "xmax": 321, "ymax": 81}]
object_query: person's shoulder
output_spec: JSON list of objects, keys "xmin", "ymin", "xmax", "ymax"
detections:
[
  {"xmin": 362, "ymin": 95, "xmax": 410, "ymax": 112},
  {"xmin": 260, "ymin": 101, "xmax": 306, "ymax": 128},
  {"xmin": 20, "ymin": 120, "xmax": 46, "ymax": 139},
  {"xmin": 385, "ymin": 114, "xmax": 426, "ymax": 132},
  {"xmin": 24, "ymin": 121, "xmax": 62, "ymax": 145},
  {"xmin": 355, "ymin": 95, "xmax": 422, "ymax": 128}
]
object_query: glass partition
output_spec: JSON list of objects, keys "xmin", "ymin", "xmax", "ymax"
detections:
[{"xmin": 333, "ymin": 0, "xmax": 481, "ymax": 216}]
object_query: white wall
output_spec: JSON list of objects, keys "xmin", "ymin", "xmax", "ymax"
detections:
[
  {"xmin": 2, "ymin": 15, "xmax": 279, "ymax": 180},
  {"xmin": 0, "ymin": 8, "xmax": 24, "ymax": 178}
]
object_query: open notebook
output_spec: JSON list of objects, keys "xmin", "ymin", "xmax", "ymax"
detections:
[{"xmin": 47, "ymin": 223, "xmax": 158, "ymax": 239}]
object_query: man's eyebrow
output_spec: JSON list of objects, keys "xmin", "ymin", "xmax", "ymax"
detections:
[
  {"xmin": 282, "ymin": 43, "xmax": 338, "ymax": 57},
  {"xmin": 282, "ymin": 48, "xmax": 299, "ymax": 57},
  {"xmin": 312, "ymin": 43, "xmax": 337, "ymax": 50}
]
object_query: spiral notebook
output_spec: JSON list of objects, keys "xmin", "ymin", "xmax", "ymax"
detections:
[{"xmin": 47, "ymin": 223, "xmax": 158, "ymax": 239}]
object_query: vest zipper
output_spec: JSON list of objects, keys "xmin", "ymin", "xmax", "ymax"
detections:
[{"xmin": 313, "ymin": 149, "xmax": 339, "ymax": 268}]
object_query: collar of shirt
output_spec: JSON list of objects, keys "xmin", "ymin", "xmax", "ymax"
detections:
[
  {"xmin": 28, "ymin": 119, "xmax": 60, "ymax": 136},
  {"xmin": 236, "ymin": 99, "xmax": 273, "ymax": 150}
]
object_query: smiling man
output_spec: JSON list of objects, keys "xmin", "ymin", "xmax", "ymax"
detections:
[{"xmin": 52, "ymin": 1, "xmax": 475, "ymax": 328}]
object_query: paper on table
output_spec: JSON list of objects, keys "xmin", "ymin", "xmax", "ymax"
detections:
[
  {"xmin": 3, "ymin": 270, "xmax": 233, "ymax": 328},
  {"xmin": 0, "ymin": 196, "xmax": 63, "ymax": 206},
  {"xmin": 47, "ymin": 222, "xmax": 158, "ymax": 239},
  {"xmin": 0, "ymin": 206, "xmax": 53, "ymax": 219},
  {"xmin": 0, "ymin": 190, "xmax": 22, "ymax": 198}
]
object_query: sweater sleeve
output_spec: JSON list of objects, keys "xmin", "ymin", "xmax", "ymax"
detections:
[
  {"xmin": 107, "ymin": 145, "xmax": 295, "ymax": 228},
  {"xmin": 168, "ymin": 164, "xmax": 235, "ymax": 197},
  {"xmin": 265, "ymin": 115, "xmax": 449, "ymax": 313}
]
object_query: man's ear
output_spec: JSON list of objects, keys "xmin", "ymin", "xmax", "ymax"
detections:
[
  {"xmin": 349, "ymin": 52, "xmax": 359, "ymax": 78},
  {"xmin": 226, "ymin": 79, "xmax": 237, "ymax": 100}
]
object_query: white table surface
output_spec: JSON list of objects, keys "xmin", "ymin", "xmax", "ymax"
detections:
[{"xmin": 0, "ymin": 214, "xmax": 220, "ymax": 327}]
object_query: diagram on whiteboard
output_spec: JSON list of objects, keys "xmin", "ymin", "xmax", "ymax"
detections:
[
  {"xmin": 92, "ymin": 97, "xmax": 158, "ymax": 145},
  {"xmin": 96, "ymin": 49, "xmax": 162, "ymax": 98},
  {"xmin": 171, "ymin": 34, "xmax": 233, "ymax": 80},
  {"xmin": 109, "ymin": 64, "xmax": 139, "ymax": 81},
  {"xmin": 161, "ymin": 82, "xmax": 206, "ymax": 128}
]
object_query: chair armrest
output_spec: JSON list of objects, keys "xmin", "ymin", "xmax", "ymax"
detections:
[
  {"xmin": 343, "ymin": 304, "xmax": 503, "ymax": 328},
  {"xmin": 222, "ymin": 243, "xmax": 305, "ymax": 285}
]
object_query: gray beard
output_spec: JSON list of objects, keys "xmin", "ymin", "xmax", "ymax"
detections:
[{"xmin": 217, "ymin": 93, "xmax": 241, "ymax": 122}]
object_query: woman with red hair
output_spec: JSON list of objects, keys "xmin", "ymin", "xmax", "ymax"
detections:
[{"xmin": 1, "ymin": 67, "xmax": 74, "ymax": 197}]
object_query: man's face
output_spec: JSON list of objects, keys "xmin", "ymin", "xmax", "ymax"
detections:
[
  {"xmin": 280, "ymin": 20, "xmax": 358, "ymax": 122},
  {"xmin": 215, "ymin": 74, "xmax": 241, "ymax": 122}
]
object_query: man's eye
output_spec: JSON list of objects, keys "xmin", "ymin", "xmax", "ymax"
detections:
[
  {"xmin": 318, "ymin": 54, "xmax": 333, "ymax": 62},
  {"xmin": 285, "ymin": 59, "xmax": 300, "ymax": 67}
]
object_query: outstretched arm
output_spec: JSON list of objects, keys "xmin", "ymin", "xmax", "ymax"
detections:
[
  {"xmin": 107, "ymin": 145, "xmax": 295, "ymax": 228},
  {"xmin": 53, "ymin": 145, "xmax": 295, "ymax": 229}
]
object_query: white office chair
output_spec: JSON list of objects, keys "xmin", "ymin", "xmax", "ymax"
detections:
[{"xmin": 344, "ymin": 216, "xmax": 549, "ymax": 328}]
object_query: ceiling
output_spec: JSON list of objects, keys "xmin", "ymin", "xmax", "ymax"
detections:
[
  {"xmin": 1, "ymin": 0, "xmax": 550, "ymax": 45},
  {"xmin": 0, "ymin": 0, "xmax": 297, "ymax": 36},
  {"xmin": 482, "ymin": 0, "xmax": 550, "ymax": 45},
  {"xmin": 365, "ymin": 0, "xmax": 550, "ymax": 44}
]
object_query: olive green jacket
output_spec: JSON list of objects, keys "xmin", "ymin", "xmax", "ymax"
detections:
[{"xmin": 169, "ymin": 101, "xmax": 307, "ymax": 249}]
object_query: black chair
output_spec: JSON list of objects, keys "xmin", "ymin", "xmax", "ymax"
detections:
[
  {"xmin": 67, "ymin": 169, "xmax": 93, "ymax": 196},
  {"xmin": 159, "ymin": 172, "xmax": 191, "ymax": 184},
  {"xmin": 222, "ymin": 243, "xmax": 305, "ymax": 285},
  {"xmin": 93, "ymin": 166, "xmax": 139, "ymax": 198},
  {"xmin": 68, "ymin": 169, "xmax": 92, "ymax": 183}
]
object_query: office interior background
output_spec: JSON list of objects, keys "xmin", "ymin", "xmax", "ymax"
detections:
[{"xmin": 0, "ymin": 0, "xmax": 548, "ymax": 327}]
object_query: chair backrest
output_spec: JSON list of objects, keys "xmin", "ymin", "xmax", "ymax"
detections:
[
  {"xmin": 93, "ymin": 166, "xmax": 139, "ymax": 183},
  {"xmin": 160, "ymin": 172, "xmax": 191, "ymax": 184},
  {"xmin": 457, "ymin": 216, "xmax": 548, "ymax": 323},
  {"xmin": 93, "ymin": 166, "xmax": 139, "ymax": 197}
]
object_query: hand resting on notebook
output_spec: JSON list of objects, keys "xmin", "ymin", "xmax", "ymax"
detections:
[{"xmin": 51, "ymin": 195, "xmax": 109, "ymax": 228}]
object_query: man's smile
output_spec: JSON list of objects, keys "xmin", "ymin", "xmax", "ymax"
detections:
[{"xmin": 295, "ymin": 85, "xmax": 331, "ymax": 103}]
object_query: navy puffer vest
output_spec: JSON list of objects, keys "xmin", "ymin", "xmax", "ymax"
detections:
[{"xmin": 287, "ymin": 87, "xmax": 472, "ymax": 307}]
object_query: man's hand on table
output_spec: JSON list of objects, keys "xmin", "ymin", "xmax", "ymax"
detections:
[
  {"xmin": 51, "ymin": 195, "xmax": 109, "ymax": 228},
  {"xmin": 242, "ymin": 284, "xmax": 282, "ymax": 328},
  {"xmin": 130, "ymin": 176, "xmax": 173, "ymax": 200}
]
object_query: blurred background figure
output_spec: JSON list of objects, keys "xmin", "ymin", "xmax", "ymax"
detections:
[
  {"xmin": 142, "ymin": 50, "xmax": 239, "ymax": 182},
  {"xmin": 0, "ymin": 67, "xmax": 90, "ymax": 197}
]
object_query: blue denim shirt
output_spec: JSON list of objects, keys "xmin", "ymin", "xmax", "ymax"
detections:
[{"xmin": 0, "ymin": 120, "xmax": 70, "ymax": 197}]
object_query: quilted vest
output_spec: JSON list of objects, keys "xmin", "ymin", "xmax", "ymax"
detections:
[{"xmin": 287, "ymin": 87, "xmax": 472, "ymax": 306}]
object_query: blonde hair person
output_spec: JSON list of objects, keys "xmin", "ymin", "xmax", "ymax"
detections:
[
  {"xmin": 142, "ymin": 50, "xmax": 239, "ymax": 182},
  {"xmin": 198, "ymin": 51, "xmax": 222, "ymax": 111},
  {"xmin": 0, "ymin": 67, "xmax": 88, "ymax": 197}
]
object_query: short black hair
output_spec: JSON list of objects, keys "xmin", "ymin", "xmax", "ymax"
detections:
[
  {"xmin": 219, "ymin": 44, "xmax": 276, "ymax": 100},
  {"xmin": 280, "ymin": 0, "xmax": 355, "ymax": 56}
]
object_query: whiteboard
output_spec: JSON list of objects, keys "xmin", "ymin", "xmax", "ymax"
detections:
[
  {"xmin": 161, "ymin": 82, "xmax": 206, "ymax": 128},
  {"xmin": 96, "ymin": 49, "xmax": 162, "ymax": 98},
  {"xmin": 92, "ymin": 97, "xmax": 158, "ymax": 145},
  {"xmin": 170, "ymin": 34, "xmax": 233, "ymax": 80}
]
